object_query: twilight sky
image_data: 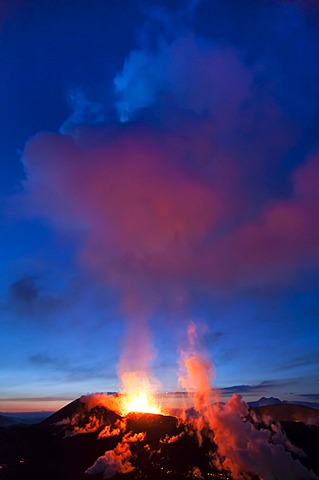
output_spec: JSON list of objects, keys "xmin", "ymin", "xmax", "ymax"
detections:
[{"xmin": 1, "ymin": 0, "xmax": 319, "ymax": 412}]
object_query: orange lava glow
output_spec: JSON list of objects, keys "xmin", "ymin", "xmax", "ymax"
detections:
[
  {"xmin": 116, "ymin": 371, "xmax": 163, "ymax": 416},
  {"xmin": 121, "ymin": 391, "xmax": 162, "ymax": 416}
]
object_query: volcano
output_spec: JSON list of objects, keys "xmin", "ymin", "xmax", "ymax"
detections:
[{"xmin": 1, "ymin": 394, "xmax": 319, "ymax": 480}]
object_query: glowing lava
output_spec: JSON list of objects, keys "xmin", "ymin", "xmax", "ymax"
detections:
[
  {"xmin": 121, "ymin": 391, "xmax": 162, "ymax": 415},
  {"xmin": 117, "ymin": 371, "xmax": 163, "ymax": 416}
]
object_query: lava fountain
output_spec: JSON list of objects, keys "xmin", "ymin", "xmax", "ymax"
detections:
[
  {"xmin": 117, "ymin": 370, "xmax": 163, "ymax": 416},
  {"xmin": 121, "ymin": 391, "xmax": 162, "ymax": 415}
]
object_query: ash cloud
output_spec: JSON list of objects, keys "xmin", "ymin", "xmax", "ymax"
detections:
[
  {"xmin": 10, "ymin": 0, "xmax": 319, "ymax": 395},
  {"xmin": 18, "ymin": 104, "xmax": 319, "ymax": 391},
  {"xmin": 114, "ymin": 33, "xmax": 252, "ymax": 124},
  {"xmin": 20, "ymin": 125, "xmax": 319, "ymax": 290},
  {"xmin": 18, "ymin": 0, "xmax": 319, "ymax": 292},
  {"xmin": 60, "ymin": 87, "xmax": 105, "ymax": 134}
]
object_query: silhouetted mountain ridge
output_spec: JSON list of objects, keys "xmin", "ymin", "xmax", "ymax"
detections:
[
  {"xmin": 1, "ymin": 396, "xmax": 319, "ymax": 479},
  {"xmin": 0, "ymin": 411, "xmax": 54, "ymax": 425},
  {"xmin": 0, "ymin": 414, "xmax": 22, "ymax": 427},
  {"xmin": 248, "ymin": 396, "xmax": 319, "ymax": 411}
]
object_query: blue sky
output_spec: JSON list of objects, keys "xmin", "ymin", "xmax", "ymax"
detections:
[{"xmin": 1, "ymin": 0, "xmax": 319, "ymax": 412}]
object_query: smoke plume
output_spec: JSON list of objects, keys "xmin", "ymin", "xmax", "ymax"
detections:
[{"xmin": 178, "ymin": 323, "xmax": 318, "ymax": 480}]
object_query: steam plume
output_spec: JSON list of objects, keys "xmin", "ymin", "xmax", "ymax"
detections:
[{"xmin": 178, "ymin": 322, "xmax": 318, "ymax": 480}]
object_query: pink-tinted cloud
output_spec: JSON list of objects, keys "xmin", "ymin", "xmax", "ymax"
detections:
[
  {"xmin": 20, "ymin": 126, "xmax": 319, "ymax": 292},
  {"xmin": 204, "ymin": 151, "xmax": 319, "ymax": 287},
  {"xmin": 17, "ymin": 119, "xmax": 319, "ymax": 387},
  {"xmin": 21, "ymin": 127, "xmax": 221, "ymax": 288},
  {"xmin": 20, "ymin": 125, "xmax": 222, "ymax": 382}
]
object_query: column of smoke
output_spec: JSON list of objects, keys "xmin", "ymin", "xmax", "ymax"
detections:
[
  {"xmin": 179, "ymin": 323, "xmax": 318, "ymax": 480},
  {"xmin": 116, "ymin": 285, "xmax": 160, "ymax": 399},
  {"xmin": 178, "ymin": 322, "xmax": 219, "ymax": 433}
]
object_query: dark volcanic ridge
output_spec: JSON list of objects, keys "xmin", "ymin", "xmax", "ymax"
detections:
[
  {"xmin": 0, "ymin": 411, "xmax": 54, "ymax": 426},
  {"xmin": 1, "ymin": 395, "xmax": 319, "ymax": 480},
  {"xmin": 248, "ymin": 396, "xmax": 319, "ymax": 411}
]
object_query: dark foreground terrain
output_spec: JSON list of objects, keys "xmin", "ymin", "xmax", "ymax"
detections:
[{"xmin": 0, "ymin": 399, "xmax": 318, "ymax": 480}]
